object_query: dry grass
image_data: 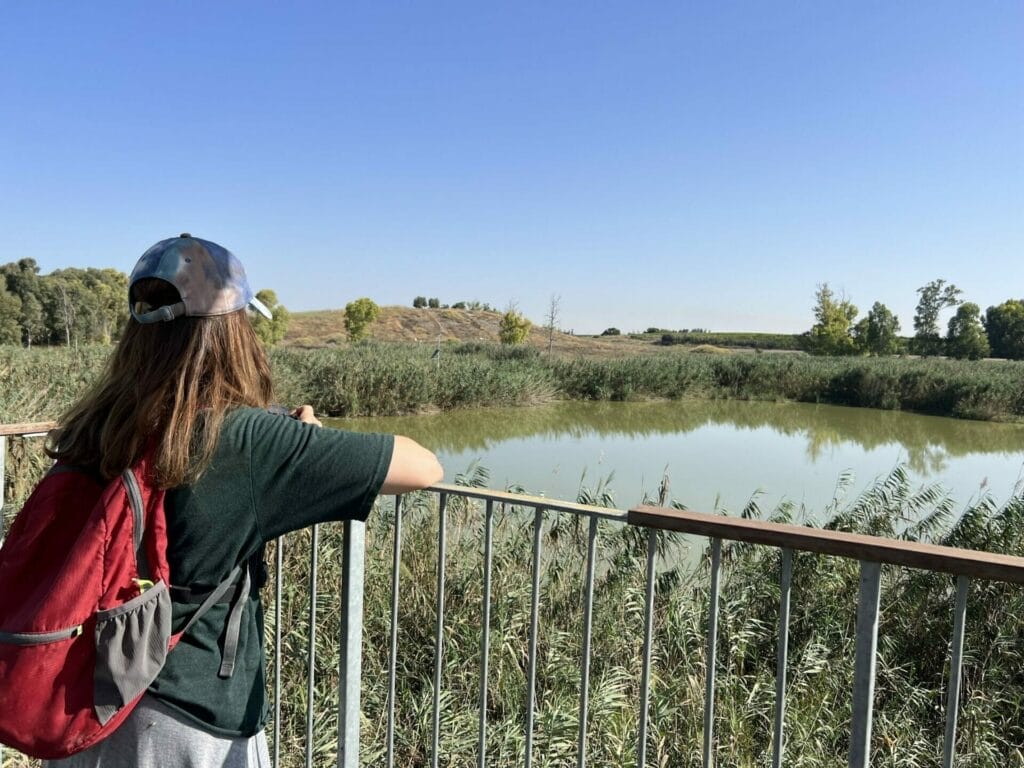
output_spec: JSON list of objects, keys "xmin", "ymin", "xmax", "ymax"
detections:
[{"xmin": 282, "ymin": 307, "xmax": 682, "ymax": 359}]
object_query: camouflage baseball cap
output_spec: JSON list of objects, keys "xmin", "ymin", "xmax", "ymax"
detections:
[{"xmin": 129, "ymin": 234, "xmax": 272, "ymax": 323}]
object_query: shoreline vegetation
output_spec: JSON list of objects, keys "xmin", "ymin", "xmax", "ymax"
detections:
[{"xmin": 3, "ymin": 343, "xmax": 1024, "ymax": 427}]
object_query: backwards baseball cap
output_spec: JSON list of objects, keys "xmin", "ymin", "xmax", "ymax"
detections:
[{"xmin": 129, "ymin": 233, "xmax": 272, "ymax": 323}]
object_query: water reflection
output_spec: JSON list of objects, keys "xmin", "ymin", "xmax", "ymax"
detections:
[
  {"xmin": 331, "ymin": 400, "xmax": 1024, "ymax": 474},
  {"xmin": 328, "ymin": 400, "xmax": 1024, "ymax": 511}
]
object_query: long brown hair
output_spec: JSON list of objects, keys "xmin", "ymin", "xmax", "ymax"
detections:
[{"xmin": 48, "ymin": 278, "xmax": 274, "ymax": 487}]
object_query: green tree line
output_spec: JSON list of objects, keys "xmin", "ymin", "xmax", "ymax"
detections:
[
  {"xmin": 1, "ymin": 259, "xmax": 289, "ymax": 347},
  {"xmin": 0, "ymin": 259, "xmax": 128, "ymax": 347},
  {"xmin": 807, "ymin": 279, "xmax": 1024, "ymax": 360}
]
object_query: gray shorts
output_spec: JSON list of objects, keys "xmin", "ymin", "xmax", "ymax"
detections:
[{"xmin": 42, "ymin": 694, "xmax": 270, "ymax": 768}]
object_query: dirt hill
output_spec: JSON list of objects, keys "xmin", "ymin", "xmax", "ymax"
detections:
[{"xmin": 282, "ymin": 306, "xmax": 666, "ymax": 357}]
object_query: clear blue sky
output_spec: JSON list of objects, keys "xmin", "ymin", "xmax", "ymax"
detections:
[{"xmin": 2, "ymin": 2, "xmax": 1021, "ymax": 334}]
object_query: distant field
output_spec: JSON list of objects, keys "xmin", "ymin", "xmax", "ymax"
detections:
[{"xmin": 642, "ymin": 330, "xmax": 806, "ymax": 350}]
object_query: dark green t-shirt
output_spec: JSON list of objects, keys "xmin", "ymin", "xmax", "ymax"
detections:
[{"xmin": 147, "ymin": 407, "xmax": 394, "ymax": 736}]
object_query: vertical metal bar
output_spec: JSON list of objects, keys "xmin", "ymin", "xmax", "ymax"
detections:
[
  {"xmin": 0, "ymin": 434, "xmax": 6, "ymax": 546},
  {"xmin": 305, "ymin": 524, "xmax": 320, "ymax": 768},
  {"xmin": 849, "ymin": 561, "xmax": 882, "ymax": 768},
  {"xmin": 771, "ymin": 548, "xmax": 793, "ymax": 768},
  {"xmin": 576, "ymin": 515, "xmax": 599, "ymax": 768},
  {"xmin": 274, "ymin": 535, "xmax": 284, "ymax": 768},
  {"xmin": 525, "ymin": 507, "xmax": 545, "ymax": 768},
  {"xmin": 338, "ymin": 519, "xmax": 366, "ymax": 768},
  {"xmin": 637, "ymin": 528, "xmax": 658, "ymax": 768},
  {"xmin": 431, "ymin": 493, "xmax": 449, "ymax": 768},
  {"xmin": 703, "ymin": 538, "xmax": 722, "ymax": 768},
  {"xmin": 386, "ymin": 495, "xmax": 404, "ymax": 768},
  {"xmin": 0, "ymin": 436, "xmax": 7, "ymax": 765},
  {"xmin": 942, "ymin": 575, "xmax": 970, "ymax": 768},
  {"xmin": 477, "ymin": 499, "xmax": 495, "ymax": 768}
]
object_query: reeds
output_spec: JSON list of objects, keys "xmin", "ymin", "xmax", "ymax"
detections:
[
  {"xmin": 5, "ymin": 344, "xmax": 1023, "ymax": 423},
  {"xmin": 264, "ymin": 469, "xmax": 1024, "ymax": 767}
]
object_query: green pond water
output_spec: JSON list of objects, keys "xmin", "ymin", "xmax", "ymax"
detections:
[{"xmin": 328, "ymin": 400, "xmax": 1024, "ymax": 518}]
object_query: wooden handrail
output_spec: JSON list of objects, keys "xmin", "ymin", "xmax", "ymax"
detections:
[
  {"xmin": 0, "ymin": 421, "xmax": 57, "ymax": 437},
  {"xmin": 629, "ymin": 505, "xmax": 1024, "ymax": 585}
]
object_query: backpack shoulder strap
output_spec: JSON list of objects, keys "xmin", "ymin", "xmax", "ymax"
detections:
[
  {"xmin": 120, "ymin": 467, "xmax": 150, "ymax": 580},
  {"xmin": 172, "ymin": 563, "xmax": 248, "ymax": 679}
]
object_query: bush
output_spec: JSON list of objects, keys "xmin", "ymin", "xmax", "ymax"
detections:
[
  {"xmin": 498, "ymin": 310, "xmax": 531, "ymax": 345},
  {"xmin": 343, "ymin": 298, "xmax": 380, "ymax": 341}
]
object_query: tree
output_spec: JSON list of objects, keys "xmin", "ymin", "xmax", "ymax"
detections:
[
  {"xmin": 984, "ymin": 300, "xmax": 1024, "ymax": 360},
  {"xmin": 498, "ymin": 306, "xmax": 531, "ymax": 345},
  {"xmin": 344, "ymin": 297, "xmax": 380, "ymax": 341},
  {"xmin": 600, "ymin": 327, "xmax": 621, "ymax": 336},
  {"xmin": 912, "ymin": 279, "xmax": 962, "ymax": 356},
  {"xmin": 0, "ymin": 288, "xmax": 22, "ymax": 345},
  {"xmin": 946, "ymin": 302, "xmax": 989, "ymax": 360},
  {"xmin": 427, "ymin": 297, "xmax": 440, "ymax": 309},
  {"xmin": 49, "ymin": 275, "xmax": 79, "ymax": 347},
  {"xmin": 20, "ymin": 293, "xmax": 44, "ymax": 349},
  {"xmin": 250, "ymin": 289, "xmax": 291, "ymax": 345},
  {"xmin": 413, "ymin": 296, "xmax": 427, "ymax": 308},
  {"xmin": 853, "ymin": 301, "xmax": 901, "ymax": 356},
  {"xmin": 806, "ymin": 283, "xmax": 858, "ymax": 356},
  {"xmin": 1, "ymin": 260, "xmax": 129, "ymax": 346},
  {"xmin": 544, "ymin": 294, "xmax": 561, "ymax": 354},
  {"xmin": 2, "ymin": 258, "xmax": 42, "ymax": 346}
]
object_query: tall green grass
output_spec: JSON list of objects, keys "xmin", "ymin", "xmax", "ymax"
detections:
[{"xmin": 4, "ymin": 344, "xmax": 1024, "ymax": 423}]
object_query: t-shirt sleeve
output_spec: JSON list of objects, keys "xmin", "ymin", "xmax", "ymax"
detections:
[{"xmin": 245, "ymin": 410, "xmax": 395, "ymax": 541}]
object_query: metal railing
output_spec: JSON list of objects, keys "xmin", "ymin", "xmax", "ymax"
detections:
[{"xmin": 4, "ymin": 423, "xmax": 1024, "ymax": 767}]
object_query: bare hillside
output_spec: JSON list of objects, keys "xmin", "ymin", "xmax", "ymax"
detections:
[{"xmin": 282, "ymin": 306, "xmax": 667, "ymax": 357}]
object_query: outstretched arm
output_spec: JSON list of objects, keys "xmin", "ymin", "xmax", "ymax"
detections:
[
  {"xmin": 381, "ymin": 435, "xmax": 444, "ymax": 494},
  {"xmin": 291, "ymin": 405, "xmax": 443, "ymax": 494}
]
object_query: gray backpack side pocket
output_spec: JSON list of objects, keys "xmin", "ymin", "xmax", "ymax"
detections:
[{"xmin": 93, "ymin": 581, "xmax": 172, "ymax": 725}]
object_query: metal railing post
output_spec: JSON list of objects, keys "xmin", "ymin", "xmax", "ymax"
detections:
[
  {"xmin": 525, "ymin": 506, "xmax": 545, "ymax": 768},
  {"xmin": 386, "ymin": 496, "xmax": 404, "ymax": 768},
  {"xmin": 576, "ymin": 516, "xmax": 599, "ymax": 768},
  {"xmin": 431, "ymin": 493, "xmax": 449, "ymax": 768},
  {"xmin": 942, "ymin": 575, "xmax": 970, "ymax": 768},
  {"xmin": 338, "ymin": 519, "xmax": 366, "ymax": 768},
  {"xmin": 637, "ymin": 528, "xmax": 658, "ymax": 768},
  {"xmin": 849, "ymin": 561, "xmax": 882, "ymax": 768},
  {"xmin": 274, "ymin": 536, "xmax": 284, "ymax": 768},
  {"xmin": 306, "ymin": 525, "xmax": 320, "ymax": 768},
  {"xmin": 771, "ymin": 548, "xmax": 793, "ymax": 768},
  {"xmin": 0, "ymin": 434, "xmax": 6, "ymax": 546},
  {"xmin": 703, "ymin": 538, "xmax": 722, "ymax": 768},
  {"xmin": 477, "ymin": 499, "xmax": 495, "ymax": 768},
  {"xmin": 0, "ymin": 440, "xmax": 3, "ymax": 761}
]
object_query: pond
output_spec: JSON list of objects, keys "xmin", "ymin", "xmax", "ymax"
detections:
[{"xmin": 328, "ymin": 400, "xmax": 1024, "ymax": 518}]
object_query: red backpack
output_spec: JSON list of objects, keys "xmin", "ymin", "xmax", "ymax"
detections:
[{"xmin": 0, "ymin": 457, "xmax": 246, "ymax": 759}]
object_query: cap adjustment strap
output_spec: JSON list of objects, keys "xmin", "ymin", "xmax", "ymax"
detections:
[{"xmin": 133, "ymin": 301, "xmax": 187, "ymax": 324}]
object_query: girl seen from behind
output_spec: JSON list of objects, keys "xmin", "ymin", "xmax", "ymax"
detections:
[{"xmin": 42, "ymin": 234, "xmax": 443, "ymax": 767}]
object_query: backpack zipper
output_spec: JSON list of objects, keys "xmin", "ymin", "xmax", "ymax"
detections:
[{"xmin": 0, "ymin": 625, "xmax": 84, "ymax": 645}]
